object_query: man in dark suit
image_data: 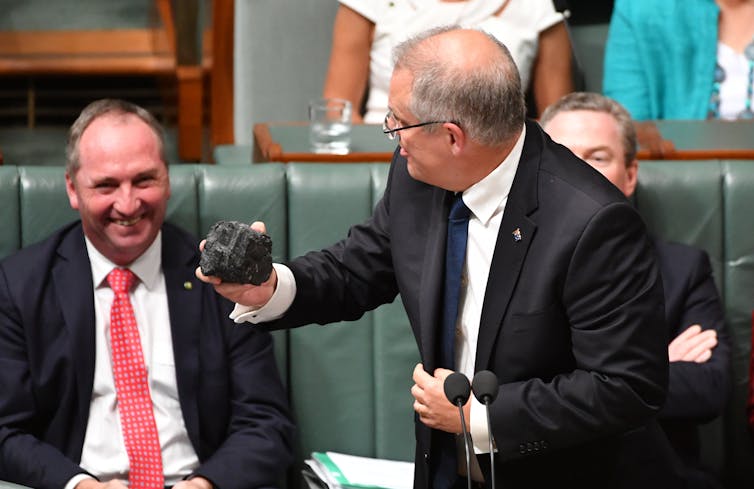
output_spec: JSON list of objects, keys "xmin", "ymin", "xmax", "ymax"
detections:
[
  {"xmin": 541, "ymin": 91, "xmax": 731, "ymax": 489},
  {"xmin": 0, "ymin": 99, "xmax": 294, "ymax": 489},
  {"xmin": 199, "ymin": 28, "xmax": 675, "ymax": 488}
]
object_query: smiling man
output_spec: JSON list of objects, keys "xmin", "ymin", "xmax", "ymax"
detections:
[
  {"xmin": 199, "ymin": 28, "xmax": 679, "ymax": 489},
  {"xmin": 0, "ymin": 99, "xmax": 294, "ymax": 489}
]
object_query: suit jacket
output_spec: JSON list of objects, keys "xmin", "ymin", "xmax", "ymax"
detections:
[
  {"xmin": 266, "ymin": 121, "xmax": 676, "ymax": 489},
  {"xmin": 0, "ymin": 222, "xmax": 294, "ymax": 489},
  {"xmin": 654, "ymin": 239, "xmax": 730, "ymax": 483}
]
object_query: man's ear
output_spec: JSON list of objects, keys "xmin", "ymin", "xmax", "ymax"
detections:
[
  {"xmin": 625, "ymin": 159, "xmax": 639, "ymax": 197},
  {"xmin": 446, "ymin": 122, "xmax": 465, "ymax": 156},
  {"xmin": 65, "ymin": 173, "xmax": 79, "ymax": 210}
]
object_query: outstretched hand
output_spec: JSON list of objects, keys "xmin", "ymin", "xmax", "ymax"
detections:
[{"xmin": 195, "ymin": 221, "xmax": 278, "ymax": 308}]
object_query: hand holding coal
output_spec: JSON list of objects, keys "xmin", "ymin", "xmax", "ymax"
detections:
[{"xmin": 199, "ymin": 220, "xmax": 273, "ymax": 285}]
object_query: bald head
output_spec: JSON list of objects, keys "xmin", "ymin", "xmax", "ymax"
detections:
[{"xmin": 392, "ymin": 26, "xmax": 525, "ymax": 147}]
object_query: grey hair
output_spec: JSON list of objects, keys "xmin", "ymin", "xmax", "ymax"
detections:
[
  {"xmin": 540, "ymin": 92, "xmax": 637, "ymax": 166},
  {"xmin": 66, "ymin": 98, "xmax": 166, "ymax": 175},
  {"xmin": 392, "ymin": 26, "xmax": 526, "ymax": 147}
]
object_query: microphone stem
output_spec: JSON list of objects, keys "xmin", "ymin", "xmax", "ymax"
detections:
[
  {"xmin": 456, "ymin": 401, "xmax": 472, "ymax": 489},
  {"xmin": 485, "ymin": 400, "xmax": 496, "ymax": 489}
]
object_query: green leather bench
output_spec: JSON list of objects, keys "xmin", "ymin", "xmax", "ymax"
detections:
[{"xmin": 0, "ymin": 161, "xmax": 752, "ymax": 488}]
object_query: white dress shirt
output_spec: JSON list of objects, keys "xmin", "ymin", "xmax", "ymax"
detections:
[
  {"xmin": 66, "ymin": 233, "xmax": 199, "ymax": 489},
  {"xmin": 231, "ymin": 126, "xmax": 526, "ymax": 454}
]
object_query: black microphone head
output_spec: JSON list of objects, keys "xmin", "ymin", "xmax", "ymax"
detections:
[
  {"xmin": 444, "ymin": 372, "xmax": 471, "ymax": 405},
  {"xmin": 472, "ymin": 370, "xmax": 499, "ymax": 404}
]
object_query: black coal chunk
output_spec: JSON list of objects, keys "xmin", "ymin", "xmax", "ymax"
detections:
[{"xmin": 199, "ymin": 220, "xmax": 273, "ymax": 285}]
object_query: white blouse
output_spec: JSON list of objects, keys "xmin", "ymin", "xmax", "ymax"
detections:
[{"xmin": 339, "ymin": 0, "xmax": 564, "ymax": 123}]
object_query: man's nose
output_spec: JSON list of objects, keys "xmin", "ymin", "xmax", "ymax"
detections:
[{"xmin": 113, "ymin": 186, "xmax": 139, "ymax": 215}]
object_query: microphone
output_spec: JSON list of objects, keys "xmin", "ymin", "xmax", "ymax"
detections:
[
  {"xmin": 443, "ymin": 372, "xmax": 473, "ymax": 489},
  {"xmin": 472, "ymin": 370, "xmax": 499, "ymax": 489}
]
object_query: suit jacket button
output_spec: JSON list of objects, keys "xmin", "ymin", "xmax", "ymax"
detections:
[
  {"xmin": 519, "ymin": 444, "xmax": 526, "ymax": 454},
  {"xmin": 424, "ymin": 452, "xmax": 429, "ymax": 462},
  {"xmin": 541, "ymin": 440, "xmax": 549, "ymax": 449}
]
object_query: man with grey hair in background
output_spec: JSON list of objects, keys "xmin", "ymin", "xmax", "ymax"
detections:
[
  {"xmin": 541, "ymin": 91, "xmax": 731, "ymax": 489},
  {"xmin": 199, "ymin": 27, "xmax": 679, "ymax": 489}
]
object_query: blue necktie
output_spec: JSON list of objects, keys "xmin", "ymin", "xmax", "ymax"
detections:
[
  {"xmin": 434, "ymin": 193, "xmax": 471, "ymax": 489},
  {"xmin": 440, "ymin": 194, "xmax": 471, "ymax": 370}
]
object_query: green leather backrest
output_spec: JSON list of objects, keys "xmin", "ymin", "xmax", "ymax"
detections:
[
  {"xmin": 721, "ymin": 160, "xmax": 754, "ymax": 487},
  {"xmin": 0, "ymin": 167, "xmax": 20, "ymax": 258},
  {"xmin": 284, "ymin": 163, "xmax": 417, "ymax": 464},
  {"xmin": 635, "ymin": 160, "xmax": 724, "ymax": 289}
]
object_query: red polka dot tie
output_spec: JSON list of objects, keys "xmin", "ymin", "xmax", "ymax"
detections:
[{"xmin": 107, "ymin": 268, "xmax": 164, "ymax": 489}]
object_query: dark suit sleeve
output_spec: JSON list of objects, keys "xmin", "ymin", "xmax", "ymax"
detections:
[
  {"xmin": 661, "ymin": 249, "xmax": 731, "ymax": 420},
  {"xmin": 490, "ymin": 201, "xmax": 669, "ymax": 460},
  {"xmin": 190, "ymin": 299, "xmax": 295, "ymax": 489},
  {"xmin": 266, "ymin": 165, "xmax": 399, "ymax": 330},
  {"xmin": 0, "ymin": 265, "xmax": 89, "ymax": 488}
]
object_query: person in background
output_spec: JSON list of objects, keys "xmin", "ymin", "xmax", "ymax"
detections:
[
  {"xmin": 604, "ymin": 0, "xmax": 754, "ymax": 120},
  {"xmin": 323, "ymin": 0, "xmax": 573, "ymax": 122},
  {"xmin": 541, "ymin": 91, "xmax": 731, "ymax": 489},
  {"xmin": 200, "ymin": 27, "xmax": 680, "ymax": 489},
  {"xmin": 0, "ymin": 99, "xmax": 294, "ymax": 489}
]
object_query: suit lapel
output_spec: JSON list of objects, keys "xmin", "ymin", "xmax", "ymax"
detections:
[
  {"xmin": 53, "ymin": 224, "xmax": 96, "ymax": 438},
  {"xmin": 475, "ymin": 123, "xmax": 541, "ymax": 370},
  {"xmin": 161, "ymin": 225, "xmax": 202, "ymax": 448},
  {"xmin": 418, "ymin": 190, "xmax": 454, "ymax": 371}
]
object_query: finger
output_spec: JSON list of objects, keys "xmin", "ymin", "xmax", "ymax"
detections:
[
  {"xmin": 195, "ymin": 266, "xmax": 221, "ymax": 284},
  {"xmin": 251, "ymin": 221, "xmax": 267, "ymax": 234},
  {"xmin": 413, "ymin": 363, "xmax": 432, "ymax": 385},
  {"xmin": 668, "ymin": 325, "xmax": 704, "ymax": 360},
  {"xmin": 411, "ymin": 383, "xmax": 424, "ymax": 403},
  {"xmin": 199, "ymin": 238, "xmax": 206, "ymax": 252},
  {"xmin": 682, "ymin": 332, "xmax": 718, "ymax": 362},
  {"xmin": 433, "ymin": 367, "xmax": 454, "ymax": 381},
  {"xmin": 693, "ymin": 348, "xmax": 712, "ymax": 363}
]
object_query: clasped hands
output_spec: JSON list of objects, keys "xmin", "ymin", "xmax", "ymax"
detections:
[{"xmin": 668, "ymin": 324, "xmax": 718, "ymax": 363}]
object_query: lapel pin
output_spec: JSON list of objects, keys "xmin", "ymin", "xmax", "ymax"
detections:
[
  {"xmin": 183, "ymin": 281, "xmax": 193, "ymax": 290},
  {"xmin": 512, "ymin": 228, "xmax": 522, "ymax": 242}
]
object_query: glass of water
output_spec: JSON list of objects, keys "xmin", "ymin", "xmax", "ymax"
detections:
[{"xmin": 308, "ymin": 98, "xmax": 352, "ymax": 155}]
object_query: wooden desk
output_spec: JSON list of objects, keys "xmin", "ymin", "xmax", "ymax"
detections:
[
  {"xmin": 254, "ymin": 120, "xmax": 754, "ymax": 163},
  {"xmin": 636, "ymin": 119, "xmax": 754, "ymax": 160},
  {"xmin": 253, "ymin": 122, "xmax": 394, "ymax": 162}
]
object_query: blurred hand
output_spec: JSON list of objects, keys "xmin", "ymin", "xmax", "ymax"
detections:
[
  {"xmin": 195, "ymin": 221, "xmax": 278, "ymax": 308},
  {"xmin": 75, "ymin": 479, "xmax": 128, "ymax": 489},
  {"xmin": 411, "ymin": 363, "xmax": 469, "ymax": 433},
  {"xmin": 668, "ymin": 324, "xmax": 718, "ymax": 363},
  {"xmin": 174, "ymin": 476, "xmax": 213, "ymax": 489},
  {"xmin": 635, "ymin": 121, "xmax": 676, "ymax": 159}
]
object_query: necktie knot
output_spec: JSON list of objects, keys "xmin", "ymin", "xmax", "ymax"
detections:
[
  {"xmin": 449, "ymin": 194, "xmax": 470, "ymax": 221},
  {"xmin": 107, "ymin": 268, "xmax": 136, "ymax": 295}
]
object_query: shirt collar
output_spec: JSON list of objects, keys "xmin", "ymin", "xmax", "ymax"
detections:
[
  {"xmin": 86, "ymin": 231, "xmax": 163, "ymax": 290},
  {"xmin": 462, "ymin": 124, "xmax": 526, "ymax": 225}
]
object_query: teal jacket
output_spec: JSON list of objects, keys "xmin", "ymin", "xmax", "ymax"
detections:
[{"xmin": 603, "ymin": 0, "xmax": 719, "ymax": 120}]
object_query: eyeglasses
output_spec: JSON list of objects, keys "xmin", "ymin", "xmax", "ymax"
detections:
[{"xmin": 382, "ymin": 110, "xmax": 454, "ymax": 141}]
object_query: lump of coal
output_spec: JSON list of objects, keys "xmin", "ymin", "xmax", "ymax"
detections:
[{"xmin": 199, "ymin": 220, "xmax": 273, "ymax": 285}]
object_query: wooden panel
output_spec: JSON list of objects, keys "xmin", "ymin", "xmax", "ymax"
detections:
[
  {"xmin": 210, "ymin": 0, "xmax": 235, "ymax": 147},
  {"xmin": 0, "ymin": 30, "xmax": 173, "ymax": 56}
]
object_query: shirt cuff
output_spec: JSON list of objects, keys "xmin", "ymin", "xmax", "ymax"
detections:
[
  {"xmin": 65, "ymin": 474, "xmax": 95, "ymax": 489},
  {"xmin": 470, "ymin": 397, "xmax": 494, "ymax": 454},
  {"xmin": 230, "ymin": 263, "xmax": 297, "ymax": 324}
]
